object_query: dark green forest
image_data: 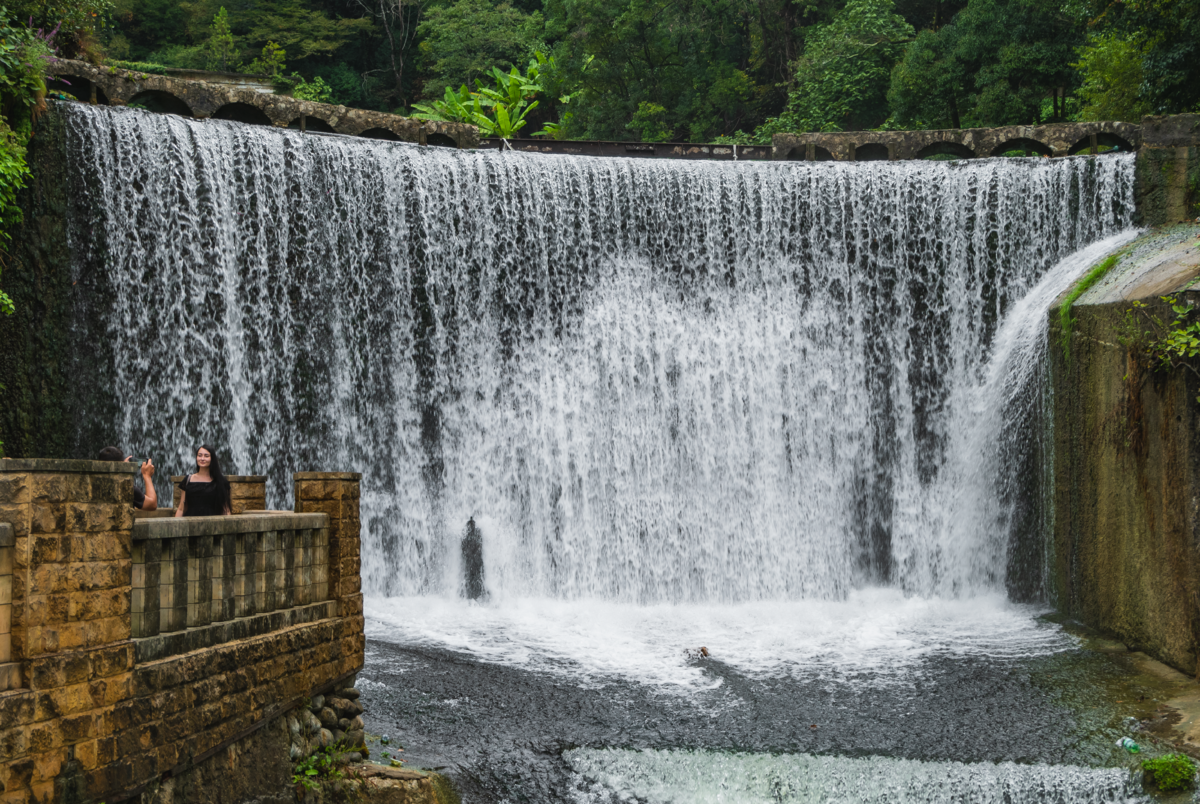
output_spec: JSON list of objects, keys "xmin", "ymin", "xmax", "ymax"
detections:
[{"xmin": 3, "ymin": 0, "xmax": 1200, "ymax": 142}]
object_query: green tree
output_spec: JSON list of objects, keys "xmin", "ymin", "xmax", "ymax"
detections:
[
  {"xmin": 954, "ymin": 0, "xmax": 1081, "ymax": 125},
  {"xmin": 762, "ymin": 0, "xmax": 914, "ymax": 135},
  {"xmin": 417, "ymin": 0, "xmax": 542, "ymax": 97},
  {"xmin": 247, "ymin": 39, "xmax": 286, "ymax": 76},
  {"xmin": 1073, "ymin": 31, "xmax": 1148, "ymax": 122},
  {"xmin": 888, "ymin": 25, "xmax": 964, "ymax": 128},
  {"xmin": 626, "ymin": 101, "xmax": 672, "ymax": 142},
  {"xmin": 1126, "ymin": 0, "xmax": 1200, "ymax": 114},
  {"xmin": 888, "ymin": 0, "xmax": 1083, "ymax": 129},
  {"xmin": 205, "ymin": 6, "xmax": 238, "ymax": 71}
]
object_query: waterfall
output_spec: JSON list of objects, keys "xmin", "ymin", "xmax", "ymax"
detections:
[{"xmin": 60, "ymin": 103, "xmax": 1135, "ymax": 603}]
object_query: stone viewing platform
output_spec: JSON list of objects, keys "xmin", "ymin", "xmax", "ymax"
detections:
[{"xmin": 0, "ymin": 459, "xmax": 366, "ymax": 803}]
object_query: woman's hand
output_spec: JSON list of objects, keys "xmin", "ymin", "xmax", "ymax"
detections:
[{"xmin": 174, "ymin": 489, "xmax": 185, "ymax": 517}]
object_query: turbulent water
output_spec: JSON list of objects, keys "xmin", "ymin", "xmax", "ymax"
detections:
[{"xmin": 63, "ymin": 103, "xmax": 1135, "ymax": 603}]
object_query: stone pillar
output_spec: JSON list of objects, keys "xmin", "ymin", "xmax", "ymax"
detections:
[
  {"xmin": 171, "ymin": 475, "xmax": 267, "ymax": 513},
  {"xmin": 0, "ymin": 458, "xmax": 137, "ymax": 802},
  {"xmin": 293, "ymin": 473, "xmax": 361, "ymax": 619},
  {"xmin": 1136, "ymin": 114, "xmax": 1200, "ymax": 226}
]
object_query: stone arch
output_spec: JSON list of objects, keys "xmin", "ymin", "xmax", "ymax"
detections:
[
  {"xmin": 129, "ymin": 90, "xmax": 192, "ymax": 117},
  {"xmin": 213, "ymin": 103, "xmax": 272, "ymax": 126},
  {"xmin": 1067, "ymin": 131, "xmax": 1136, "ymax": 155},
  {"xmin": 991, "ymin": 138, "xmax": 1052, "ymax": 158},
  {"xmin": 360, "ymin": 127, "xmax": 402, "ymax": 141},
  {"xmin": 426, "ymin": 132, "xmax": 458, "ymax": 148},
  {"xmin": 855, "ymin": 143, "xmax": 890, "ymax": 161},
  {"xmin": 46, "ymin": 76, "xmax": 108, "ymax": 105},
  {"xmin": 287, "ymin": 116, "xmax": 335, "ymax": 133},
  {"xmin": 916, "ymin": 141, "xmax": 976, "ymax": 160},
  {"xmin": 786, "ymin": 144, "xmax": 835, "ymax": 161}
]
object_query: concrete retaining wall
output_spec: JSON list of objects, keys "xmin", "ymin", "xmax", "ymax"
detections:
[{"xmin": 1049, "ymin": 226, "xmax": 1200, "ymax": 675}]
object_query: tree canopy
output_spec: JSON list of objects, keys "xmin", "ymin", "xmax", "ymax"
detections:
[{"xmin": 9, "ymin": 0, "xmax": 1200, "ymax": 140}]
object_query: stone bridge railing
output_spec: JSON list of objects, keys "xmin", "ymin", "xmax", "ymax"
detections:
[
  {"xmin": 771, "ymin": 120, "xmax": 1143, "ymax": 161},
  {"xmin": 47, "ymin": 59, "xmax": 478, "ymax": 149},
  {"xmin": 0, "ymin": 459, "xmax": 364, "ymax": 804}
]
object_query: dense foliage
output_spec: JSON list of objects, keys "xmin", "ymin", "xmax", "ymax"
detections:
[
  {"xmin": 5, "ymin": 0, "xmax": 1200, "ymax": 146},
  {"xmin": 87, "ymin": 0, "xmax": 1197, "ymax": 141},
  {"xmin": 0, "ymin": 3, "xmax": 60, "ymax": 317}
]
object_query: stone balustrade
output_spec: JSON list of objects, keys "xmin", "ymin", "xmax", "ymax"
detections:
[
  {"xmin": 130, "ymin": 513, "xmax": 332, "ymax": 656},
  {"xmin": 0, "ymin": 459, "xmax": 364, "ymax": 804}
]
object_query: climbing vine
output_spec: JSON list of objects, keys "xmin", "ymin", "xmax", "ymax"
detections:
[{"xmin": 1123, "ymin": 294, "xmax": 1200, "ymax": 400}]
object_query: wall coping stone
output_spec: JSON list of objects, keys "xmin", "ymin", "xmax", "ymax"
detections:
[
  {"xmin": 1142, "ymin": 114, "xmax": 1200, "ymax": 147},
  {"xmin": 0, "ymin": 457, "xmax": 138, "ymax": 473},
  {"xmin": 132, "ymin": 512, "xmax": 328, "ymax": 540},
  {"xmin": 135, "ymin": 599, "xmax": 339, "ymax": 663},
  {"xmin": 0, "ymin": 521, "xmax": 12, "ymax": 547},
  {"xmin": 294, "ymin": 472, "xmax": 362, "ymax": 480}
]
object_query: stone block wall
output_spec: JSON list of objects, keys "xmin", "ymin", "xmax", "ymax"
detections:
[
  {"xmin": 1135, "ymin": 114, "xmax": 1200, "ymax": 226},
  {"xmin": 294, "ymin": 474, "xmax": 362, "ymax": 622},
  {"xmin": 0, "ymin": 460, "xmax": 365, "ymax": 804}
]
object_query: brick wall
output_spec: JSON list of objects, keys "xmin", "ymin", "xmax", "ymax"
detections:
[{"xmin": 0, "ymin": 461, "xmax": 364, "ymax": 804}]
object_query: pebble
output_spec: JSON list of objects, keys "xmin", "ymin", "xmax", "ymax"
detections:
[
  {"xmin": 318, "ymin": 707, "xmax": 339, "ymax": 728},
  {"xmin": 310, "ymin": 694, "xmax": 325, "ymax": 712},
  {"xmin": 338, "ymin": 718, "xmax": 350, "ymax": 731},
  {"xmin": 332, "ymin": 728, "xmax": 346, "ymax": 744},
  {"xmin": 343, "ymin": 752, "xmax": 362, "ymax": 763},
  {"xmin": 347, "ymin": 729, "xmax": 365, "ymax": 748},
  {"xmin": 289, "ymin": 743, "xmax": 303, "ymax": 761},
  {"xmin": 318, "ymin": 728, "xmax": 333, "ymax": 748},
  {"xmin": 339, "ymin": 687, "xmax": 361, "ymax": 699},
  {"xmin": 306, "ymin": 710, "xmax": 322, "ymax": 735},
  {"xmin": 349, "ymin": 716, "xmax": 364, "ymax": 731}
]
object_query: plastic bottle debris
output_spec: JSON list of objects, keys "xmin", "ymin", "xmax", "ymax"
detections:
[
  {"xmin": 381, "ymin": 734, "xmax": 390, "ymax": 745},
  {"xmin": 1116, "ymin": 737, "xmax": 1141, "ymax": 753}
]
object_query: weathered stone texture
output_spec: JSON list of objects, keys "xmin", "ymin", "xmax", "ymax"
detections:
[
  {"xmin": 0, "ymin": 461, "xmax": 365, "ymax": 804},
  {"xmin": 47, "ymin": 59, "xmax": 478, "ymax": 149},
  {"xmin": 772, "ymin": 120, "xmax": 1142, "ymax": 161},
  {"xmin": 1050, "ymin": 226, "xmax": 1200, "ymax": 675}
]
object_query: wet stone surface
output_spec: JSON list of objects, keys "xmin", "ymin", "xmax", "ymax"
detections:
[{"xmin": 359, "ymin": 637, "xmax": 1156, "ymax": 803}]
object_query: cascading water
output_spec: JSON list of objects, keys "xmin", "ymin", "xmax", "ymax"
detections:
[
  {"xmin": 63, "ymin": 103, "xmax": 1134, "ymax": 607},
  {"xmin": 59, "ymin": 102, "xmax": 1159, "ymax": 803}
]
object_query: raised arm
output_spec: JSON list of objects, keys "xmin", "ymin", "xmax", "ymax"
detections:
[{"xmin": 140, "ymin": 458, "xmax": 158, "ymax": 511}]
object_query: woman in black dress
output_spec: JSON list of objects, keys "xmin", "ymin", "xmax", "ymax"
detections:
[{"xmin": 174, "ymin": 444, "xmax": 232, "ymax": 517}]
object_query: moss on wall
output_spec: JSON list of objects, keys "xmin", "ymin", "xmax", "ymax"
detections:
[
  {"xmin": 1050, "ymin": 293, "xmax": 1200, "ymax": 676},
  {"xmin": 0, "ymin": 105, "xmax": 78, "ymax": 459}
]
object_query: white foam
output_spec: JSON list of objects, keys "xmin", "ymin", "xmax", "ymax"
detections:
[
  {"xmin": 564, "ymin": 748, "xmax": 1146, "ymax": 804},
  {"xmin": 365, "ymin": 592, "xmax": 1072, "ymax": 690}
]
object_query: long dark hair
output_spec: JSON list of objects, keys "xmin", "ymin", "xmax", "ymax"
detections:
[{"xmin": 198, "ymin": 444, "xmax": 232, "ymax": 511}]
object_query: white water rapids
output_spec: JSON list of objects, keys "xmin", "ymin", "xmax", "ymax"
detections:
[{"xmin": 63, "ymin": 103, "xmax": 1135, "ymax": 607}]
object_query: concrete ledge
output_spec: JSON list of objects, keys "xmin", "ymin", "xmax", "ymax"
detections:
[
  {"xmin": 135, "ymin": 599, "xmax": 339, "ymax": 662},
  {"xmin": 0, "ymin": 522, "xmax": 12, "ymax": 547},
  {"xmin": 132, "ymin": 512, "xmax": 328, "ymax": 540},
  {"xmin": 0, "ymin": 457, "xmax": 138, "ymax": 473}
]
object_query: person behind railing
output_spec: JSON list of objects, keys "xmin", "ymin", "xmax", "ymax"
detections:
[
  {"xmin": 174, "ymin": 444, "xmax": 232, "ymax": 517},
  {"xmin": 97, "ymin": 446, "xmax": 158, "ymax": 511}
]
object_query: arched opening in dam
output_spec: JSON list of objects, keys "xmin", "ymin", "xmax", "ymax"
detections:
[{"xmin": 46, "ymin": 101, "xmax": 1170, "ymax": 802}]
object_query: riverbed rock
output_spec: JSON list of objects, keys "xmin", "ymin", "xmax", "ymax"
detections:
[
  {"xmin": 318, "ymin": 728, "xmax": 334, "ymax": 748},
  {"xmin": 349, "ymin": 715, "xmax": 364, "ymax": 731},
  {"xmin": 339, "ymin": 687, "xmax": 361, "ymax": 699},
  {"xmin": 318, "ymin": 707, "xmax": 339, "ymax": 728},
  {"xmin": 310, "ymin": 694, "xmax": 325, "ymax": 711}
]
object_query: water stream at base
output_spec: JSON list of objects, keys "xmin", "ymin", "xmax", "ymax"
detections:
[{"xmin": 57, "ymin": 102, "xmax": 1151, "ymax": 801}]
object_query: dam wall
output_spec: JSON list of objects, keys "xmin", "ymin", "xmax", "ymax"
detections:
[
  {"xmin": 0, "ymin": 461, "xmax": 365, "ymax": 803},
  {"xmin": 1049, "ymin": 225, "xmax": 1200, "ymax": 675}
]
